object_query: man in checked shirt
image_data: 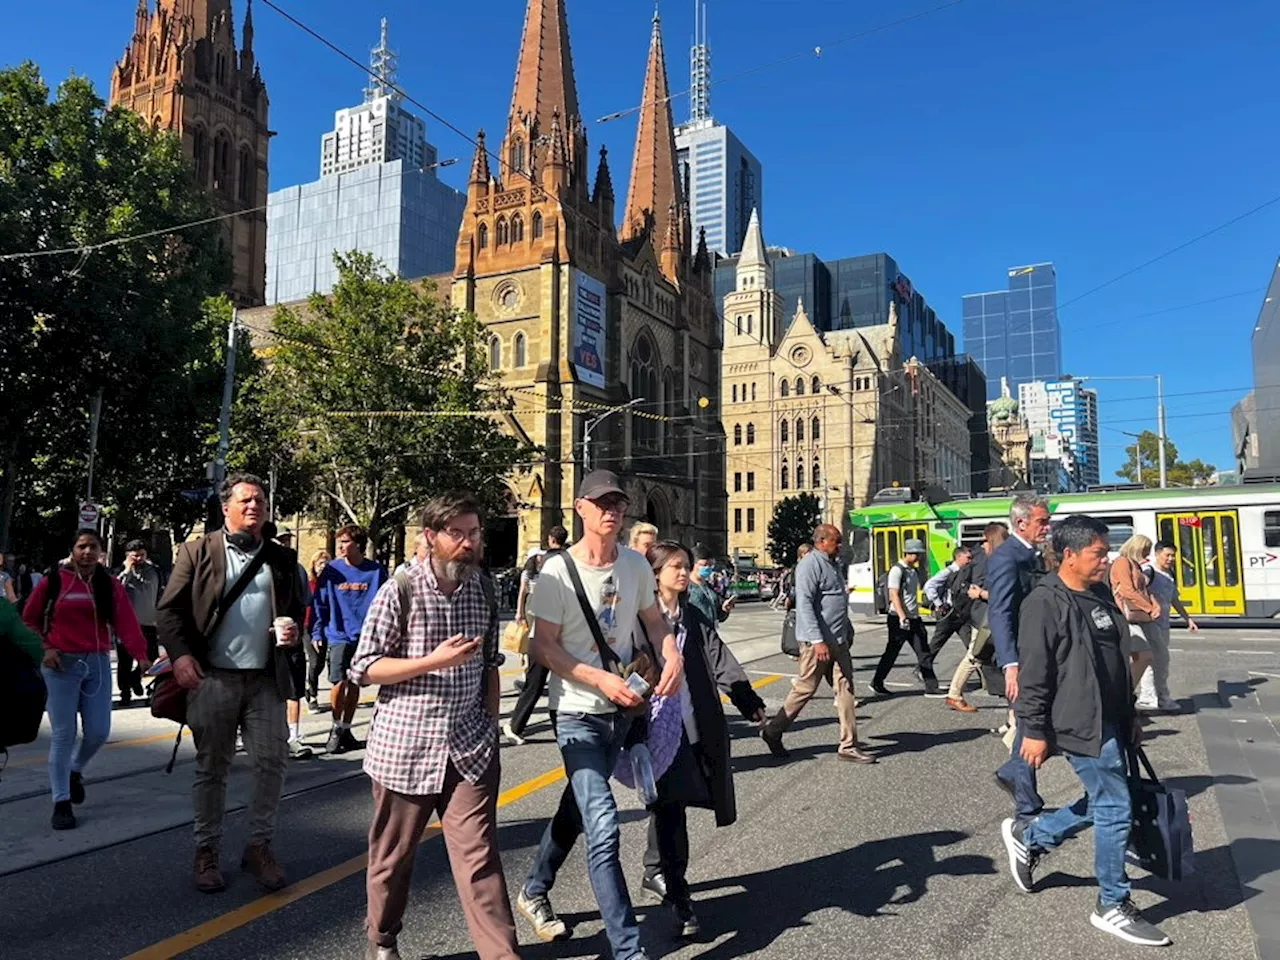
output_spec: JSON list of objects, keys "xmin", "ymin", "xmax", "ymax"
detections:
[{"xmin": 350, "ymin": 494, "xmax": 518, "ymax": 960}]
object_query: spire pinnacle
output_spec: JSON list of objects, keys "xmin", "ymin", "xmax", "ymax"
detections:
[
  {"xmin": 508, "ymin": 0, "xmax": 581, "ymax": 137},
  {"xmin": 243, "ymin": 0, "xmax": 255, "ymax": 56},
  {"xmin": 621, "ymin": 10, "xmax": 680, "ymax": 246},
  {"xmin": 690, "ymin": 0, "xmax": 711, "ymax": 122},
  {"xmin": 469, "ymin": 130, "xmax": 492, "ymax": 186},
  {"xmin": 365, "ymin": 17, "xmax": 398, "ymax": 101}
]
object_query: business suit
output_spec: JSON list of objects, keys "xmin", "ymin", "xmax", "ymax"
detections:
[
  {"xmin": 986, "ymin": 535, "xmax": 1047, "ymax": 820},
  {"xmin": 157, "ymin": 531, "xmax": 306, "ymax": 854}
]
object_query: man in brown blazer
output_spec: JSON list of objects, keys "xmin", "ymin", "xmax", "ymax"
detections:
[{"xmin": 157, "ymin": 473, "xmax": 306, "ymax": 894}]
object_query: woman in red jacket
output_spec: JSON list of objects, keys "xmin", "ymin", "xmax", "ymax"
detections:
[{"xmin": 22, "ymin": 529, "xmax": 149, "ymax": 830}]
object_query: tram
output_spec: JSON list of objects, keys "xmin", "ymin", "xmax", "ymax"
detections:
[{"xmin": 846, "ymin": 483, "xmax": 1280, "ymax": 621}]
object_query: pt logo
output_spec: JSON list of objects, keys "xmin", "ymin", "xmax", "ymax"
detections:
[{"xmin": 1249, "ymin": 553, "xmax": 1279, "ymax": 567}]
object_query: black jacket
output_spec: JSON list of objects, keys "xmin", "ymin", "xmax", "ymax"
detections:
[{"xmin": 1014, "ymin": 573, "xmax": 1134, "ymax": 758}]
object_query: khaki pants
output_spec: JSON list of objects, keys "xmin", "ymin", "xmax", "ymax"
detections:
[
  {"xmin": 187, "ymin": 668, "xmax": 288, "ymax": 851},
  {"xmin": 366, "ymin": 761, "xmax": 519, "ymax": 959},
  {"xmin": 947, "ymin": 626, "xmax": 991, "ymax": 699},
  {"xmin": 765, "ymin": 640, "xmax": 859, "ymax": 752}
]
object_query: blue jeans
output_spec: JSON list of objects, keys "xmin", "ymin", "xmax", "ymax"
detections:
[
  {"xmin": 998, "ymin": 724, "xmax": 1046, "ymax": 820},
  {"xmin": 525, "ymin": 711, "xmax": 640, "ymax": 960},
  {"xmin": 1024, "ymin": 726, "xmax": 1132, "ymax": 906},
  {"xmin": 42, "ymin": 653, "xmax": 114, "ymax": 802}
]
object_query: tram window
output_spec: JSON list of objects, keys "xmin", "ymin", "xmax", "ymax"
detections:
[
  {"xmin": 887, "ymin": 529, "xmax": 899, "ymax": 564},
  {"xmin": 1202, "ymin": 516, "xmax": 1220, "ymax": 587},
  {"xmin": 1178, "ymin": 529, "xmax": 1197, "ymax": 588},
  {"xmin": 1221, "ymin": 514, "xmax": 1240, "ymax": 587},
  {"xmin": 849, "ymin": 527, "xmax": 870, "ymax": 564},
  {"xmin": 959, "ymin": 522, "xmax": 986, "ymax": 548},
  {"xmin": 1265, "ymin": 511, "xmax": 1280, "ymax": 548}
]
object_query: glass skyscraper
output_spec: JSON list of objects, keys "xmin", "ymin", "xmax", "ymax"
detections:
[
  {"xmin": 676, "ymin": 120, "xmax": 762, "ymax": 257},
  {"xmin": 963, "ymin": 262, "xmax": 1062, "ymax": 401}
]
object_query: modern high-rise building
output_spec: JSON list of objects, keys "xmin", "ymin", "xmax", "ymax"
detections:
[
  {"xmin": 1236, "ymin": 257, "xmax": 1280, "ymax": 476},
  {"xmin": 672, "ymin": 0, "xmax": 762, "ymax": 257},
  {"xmin": 1018, "ymin": 379, "xmax": 1100, "ymax": 491},
  {"xmin": 963, "ymin": 262, "xmax": 1063, "ymax": 401},
  {"xmin": 264, "ymin": 21, "xmax": 465, "ymax": 305}
]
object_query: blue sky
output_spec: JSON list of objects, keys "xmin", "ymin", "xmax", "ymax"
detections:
[{"xmin": 5, "ymin": 0, "xmax": 1279, "ymax": 479}]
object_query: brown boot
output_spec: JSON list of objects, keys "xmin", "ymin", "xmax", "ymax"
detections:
[
  {"xmin": 241, "ymin": 841, "xmax": 287, "ymax": 891},
  {"xmin": 194, "ymin": 845, "xmax": 226, "ymax": 894},
  {"xmin": 945, "ymin": 696, "xmax": 978, "ymax": 713}
]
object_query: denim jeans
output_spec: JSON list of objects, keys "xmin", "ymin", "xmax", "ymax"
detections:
[
  {"xmin": 997, "ymin": 724, "xmax": 1046, "ymax": 821},
  {"xmin": 42, "ymin": 652, "xmax": 114, "ymax": 802},
  {"xmin": 1024, "ymin": 726, "xmax": 1131, "ymax": 906},
  {"xmin": 525, "ymin": 711, "xmax": 640, "ymax": 960}
]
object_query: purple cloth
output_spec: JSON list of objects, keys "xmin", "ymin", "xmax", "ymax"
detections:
[{"xmin": 614, "ymin": 620, "xmax": 688, "ymax": 789}]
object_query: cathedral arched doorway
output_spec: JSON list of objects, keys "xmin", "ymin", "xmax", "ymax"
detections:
[
  {"xmin": 642, "ymin": 488, "xmax": 672, "ymax": 537},
  {"xmin": 485, "ymin": 487, "xmax": 520, "ymax": 572}
]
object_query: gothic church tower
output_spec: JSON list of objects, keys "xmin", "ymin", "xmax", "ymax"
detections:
[{"xmin": 110, "ymin": 0, "xmax": 270, "ymax": 306}]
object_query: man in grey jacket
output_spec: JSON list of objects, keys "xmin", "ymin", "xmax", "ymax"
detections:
[
  {"xmin": 117, "ymin": 539, "xmax": 163, "ymax": 705},
  {"xmin": 761, "ymin": 524, "xmax": 876, "ymax": 764}
]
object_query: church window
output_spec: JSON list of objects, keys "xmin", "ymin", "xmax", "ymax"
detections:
[
  {"xmin": 732, "ymin": 384, "xmax": 738, "ymax": 403},
  {"xmin": 794, "ymin": 377, "xmax": 805, "ymax": 396},
  {"xmin": 215, "ymin": 51, "xmax": 228, "ymax": 87},
  {"xmin": 509, "ymin": 139, "xmax": 525, "ymax": 174},
  {"xmin": 212, "ymin": 131, "xmax": 232, "ymax": 193},
  {"xmin": 746, "ymin": 314, "xmax": 753, "ymax": 336},
  {"xmin": 148, "ymin": 38, "xmax": 160, "ymax": 76},
  {"xmin": 812, "ymin": 375, "xmax": 821, "ymax": 394},
  {"xmin": 532, "ymin": 211, "xmax": 544, "ymax": 238},
  {"xmin": 511, "ymin": 214, "xmax": 524, "ymax": 243},
  {"xmin": 489, "ymin": 336, "xmax": 501, "ymax": 371},
  {"xmin": 781, "ymin": 462, "xmax": 789, "ymax": 490},
  {"xmin": 796, "ymin": 418, "xmax": 804, "ymax": 443},
  {"xmin": 780, "ymin": 419, "xmax": 788, "ymax": 443},
  {"xmin": 796, "ymin": 464, "xmax": 805, "ymax": 489},
  {"xmin": 812, "ymin": 460, "xmax": 822, "ymax": 488},
  {"xmin": 237, "ymin": 147, "xmax": 254, "ymax": 203},
  {"xmin": 192, "ymin": 126, "xmax": 209, "ymax": 186},
  {"xmin": 513, "ymin": 332, "xmax": 527, "ymax": 367},
  {"xmin": 478, "ymin": 222, "xmax": 489, "ymax": 249},
  {"xmin": 733, "ymin": 424, "xmax": 742, "ymax": 446},
  {"xmin": 779, "ymin": 379, "xmax": 789, "ymax": 399},
  {"xmin": 751, "ymin": 382, "xmax": 757, "ymax": 402},
  {"xmin": 812, "ymin": 417, "xmax": 821, "ymax": 441},
  {"xmin": 496, "ymin": 217, "xmax": 509, "ymax": 245},
  {"xmin": 630, "ymin": 333, "xmax": 659, "ymax": 449},
  {"xmin": 746, "ymin": 423, "xmax": 756, "ymax": 445}
]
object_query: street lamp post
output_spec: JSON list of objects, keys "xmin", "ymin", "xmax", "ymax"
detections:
[
  {"xmin": 581, "ymin": 398, "xmax": 645, "ymax": 473},
  {"xmin": 1064, "ymin": 373, "xmax": 1167, "ymax": 489}
]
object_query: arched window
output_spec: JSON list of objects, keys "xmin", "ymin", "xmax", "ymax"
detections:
[
  {"xmin": 796, "ymin": 464, "xmax": 805, "ymax": 489},
  {"xmin": 795, "ymin": 377, "xmax": 805, "ymax": 396},
  {"xmin": 735, "ymin": 315, "xmax": 742, "ymax": 335},
  {"xmin": 812, "ymin": 417, "xmax": 821, "ymax": 442},
  {"xmin": 796, "ymin": 418, "xmax": 804, "ymax": 443},
  {"xmin": 192, "ymin": 125, "xmax": 212, "ymax": 186},
  {"xmin": 780, "ymin": 418, "xmax": 788, "ymax": 443},
  {"xmin": 746, "ymin": 314, "xmax": 753, "ymax": 335},
  {"xmin": 781, "ymin": 462, "xmax": 790, "ymax": 490},
  {"xmin": 751, "ymin": 382, "xmax": 757, "ymax": 402},
  {"xmin": 496, "ymin": 217, "xmax": 509, "ymax": 245},
  {"xmin": 812, "ymin": 460, "xmax": 821, "ymax": 488},
  {"xmin": 513, "ymin": 332, "xmax": 527, "ymax": 367},
  {"xmin": 532, "ymin": 211, "xmax": 544, "ymax": 238},
  {"xmin": 488, "ymin": 336, "xmax": 502, "ymax": 371},
  {"xmin": 212, "ymin": 131, "xmax": 231, "ymax": 193},
  {"xmin": 509, "ymin": 139, "xmax": 525, "ymax": 174},
  {"xmin": 511, "ymin": 214, "xmax": 524, "ymax": 243},
  {"xmin": 148, "ymin": 38, "xmax": 160, "ymax": 76},
  {"xmin": 746, "ymin": 423, "xmax": 756, "ymax": 445},
  {"xmin": 237, "ymin": 147, "xmax": 254, "ymax": 203},
  {"xmin": 732, "ymin": 384, "xmax": 738, "ymax": 403},
  {"xmin": 780, "ymin": 379, "xmax": 790, "ymax": 398},
  {"xmin": 630, "ymin": 333, "xmax": 659, "ymax": 449},
  {"xmin": 733, "ymin": 424, "xmax": 742, "ymax": 446},
  {"xmin": 215, "ymin": 51, "xmax": 227, "ymax": 87},
  {"xmin": 478, "ymin": 222, "xmax": 489, "ymax": 249},
  {"xmin": 812, "ymin": 375, "xmax": 821, "ymax": 394}
]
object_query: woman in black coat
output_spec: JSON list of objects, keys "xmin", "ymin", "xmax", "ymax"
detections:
[{"xmin": 640, "ymin": 541, "xmax": 768, "ymax": 939}]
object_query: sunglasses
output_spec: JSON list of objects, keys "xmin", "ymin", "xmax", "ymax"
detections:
[{"xmin": 591, "ymin": 495, "xmax": 629, "ymax": 513}]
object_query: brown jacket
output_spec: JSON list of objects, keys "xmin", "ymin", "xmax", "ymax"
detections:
[
  {"xmin": 156, "ymin": 530, "xmax": 306, "ymax": 700},
  {"xmin": 1109, "ymin": 555, "xmax": 1160, "ymax": 620}
]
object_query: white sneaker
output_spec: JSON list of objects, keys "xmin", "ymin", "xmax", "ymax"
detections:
[
  {"xmin": 502, "ymin": 721, "xmax": 526, "ymax": 746},
  {"xmin": 1090, "ymin": 897, "xmax": 1171, "ymax": 946},
  {"xmin": 1134, "ymin": 699, "xmax": 1159, "ymax": 711}
]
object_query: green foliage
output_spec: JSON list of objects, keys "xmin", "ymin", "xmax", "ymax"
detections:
[
  {"xmin": 767, "ymin": 494, "xmax": 822, "ymax": 567},
  {"xmin": 0, "ymin": 63, "xmax": 231, "ymax": 556},
  {"xmin": 1115, "ymin": 430, "xmax": 1217, "ymax": 488},
  {"xmin": 258, "ymin": 252, "xmax": 535, "ymax": 555}
]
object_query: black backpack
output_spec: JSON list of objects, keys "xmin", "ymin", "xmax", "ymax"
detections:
[
  {"xmin": 41, "ymin": 565, "xmax": 115, "ymax": 636},
  {"xmin": 0, "ymin": 637, "xmax": 47, "ymax": 773}
]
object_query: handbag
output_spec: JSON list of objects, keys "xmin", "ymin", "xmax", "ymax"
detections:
[
  {"xmin": 1127, "ymin": 745, "xmax": 1195, "ymax": 881},
  {"xmin": 0, "ymin": 639, "xmax": 46, "ymax": 752},
  {"xmin": 560, "ymin": 551, "xmax": 659, "ymax": 719},
  {"xmin": 780, "ymin": 609, "xmax": 799, "ymax": 657}
]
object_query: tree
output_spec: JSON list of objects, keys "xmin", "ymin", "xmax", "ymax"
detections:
[
  {"xmin": 767, "ymin": 494, "xmax": 822, "ymax": 567},
  {"xmin": 1116, "ymin": 431, "xmax": 1216, "ymax": 488},
  {"xmin": 0, "ymin": 63, "xmax": 232, "ymax": 556},
  {"xmin": 258, "ymin": 252, "xmax": 535, "ymax": 555}
]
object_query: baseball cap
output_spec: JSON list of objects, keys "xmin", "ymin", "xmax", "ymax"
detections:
[
  {"xmin": 576, "ymin": 469, "xmax": 627, "ymax": 502},
  {"xmin": 904, "ymin": 538, "xmax": 927, "ymax": 554}
]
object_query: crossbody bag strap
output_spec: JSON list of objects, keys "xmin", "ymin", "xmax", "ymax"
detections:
[
  {"xmin": 210, "ymin": 546, "xmax": 271, "ymax": 638},
  {"xmin": 560, "ymin": 550, "xmax": 622, "ymax": 673}
]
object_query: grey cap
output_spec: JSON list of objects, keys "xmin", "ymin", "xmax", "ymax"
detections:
[{"xmin": 904, "ymin": 539, "xmax": 927, "ymax": 555}]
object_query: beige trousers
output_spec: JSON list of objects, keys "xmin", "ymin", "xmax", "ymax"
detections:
[{"xmin": 765, "ymin": 640, "xmax": 859, "ymax": 752}]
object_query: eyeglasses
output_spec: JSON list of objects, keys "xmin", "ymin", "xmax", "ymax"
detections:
[
  {"xmin": 591, "ymin": 496, "xmax": 628, "ymax": 514},
  {"xmin": 439, "ymin": 527, "xmax": 484, "ymax": 543}
]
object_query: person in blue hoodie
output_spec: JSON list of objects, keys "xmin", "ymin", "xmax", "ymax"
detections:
[{"xmin": 314, "ymin": 525, "xmax": 387, "ymax": 753}]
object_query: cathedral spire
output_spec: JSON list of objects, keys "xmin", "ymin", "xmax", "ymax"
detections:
[
  {"xmin": 469, "ymin": 130, "xmax": 492, "ymax": 187},
  {"xmin": 593, "ymin": 145, "xmax": 615, "ymax": 228},
  {"xmin": 243, "ymin": 0, "xmax": 254, "ymax": 52},
  {"xmin": 508, "ymin": 0, "xmax": 581, "ymax": 139},
  {"xmin": 736, "ymin": 207, "xmax": 770, "ymax": 288},
  {"xmin": 621, "ymin": 8, "xmax": 680, "ymax": 247}
]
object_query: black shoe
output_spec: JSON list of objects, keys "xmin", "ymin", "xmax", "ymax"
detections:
[
  {"xmin": 760, "ymin": 728, "xmax": 790, "ymax": 758},
  {"xmin": 118, "ymin": 695, "xmax": 131, "ymax": 707},
  {"xmin": 674, "ymin": 899, "xmax": 700, "ymax": 938},
  {"xmin": 338, "ymin": 728, "xmax": 364, "ymax": 752},
  {"xmin": 1090, "ymin": 896, "xmax": 1171, "ymax": 946},
  {"xmin": 641, "ymin": 871, "xmax": 669, "ymax": 902},
  {"xmin": 870, "ymin": 681, "xmax": 890, "ymax": 696},
  {"xmin": 69, "ymin": 771, "xmax": 85, "ymax": 805},
  {"xmin": 1001, "ymin": 817, "xmax": 1038, "ymax": 893},
  {"xmin": 51, "ymin": 800, "xmax": 76, "ymax": 830},
  {"xmin": 132, "ymin": 677, "xmax": 144, "ymax": 697}
]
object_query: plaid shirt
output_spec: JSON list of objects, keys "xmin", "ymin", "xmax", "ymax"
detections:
[{"xmin": 350, "ymin": 562, "xmax": 498, "ymax": 796}]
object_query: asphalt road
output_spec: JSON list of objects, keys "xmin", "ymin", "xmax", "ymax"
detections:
[{"xmin": 0, "ymin": 607, "xmax": 1274, "ymax": 960}]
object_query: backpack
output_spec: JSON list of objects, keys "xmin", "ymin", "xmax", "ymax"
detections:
[
  {"xmin": 874, "ymin": 561, "xmax": 909, "ymax": 615},
  {"xmin": 394, "ymin": 567, "xmax": 498, "ymax": 658},
  {"xmin": 41, "ymin": 565, "xmax": 115, "ymax": 638}
]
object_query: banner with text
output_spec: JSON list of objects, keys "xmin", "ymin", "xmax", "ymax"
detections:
[{"xmin": 571, "ymin": 269, "xmax": 607, "ymax": 389}]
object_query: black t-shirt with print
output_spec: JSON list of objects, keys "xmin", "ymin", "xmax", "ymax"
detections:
[{"xmin": 1068, "ymin": 586, "xmax": 1129, "ymax": 725}]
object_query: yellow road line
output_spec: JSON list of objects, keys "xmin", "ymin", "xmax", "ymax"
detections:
[
  {"xmin": 122, "ymin": 675, "xmax": 778, "ymax": 959},
  {"xmin": 723, "ymin": 673, "xmax": 783, "ymax": 703},
  {"xmin": 122, "ymin": 764, "xmax": 567, "ymax": 960}
]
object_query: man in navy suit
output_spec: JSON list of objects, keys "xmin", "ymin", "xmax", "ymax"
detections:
[{"xmin": 987, "ymin": 494, "xmax": 1051, "ymax": 821}]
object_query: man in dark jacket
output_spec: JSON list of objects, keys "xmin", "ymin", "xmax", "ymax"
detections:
[
  {"xmin": 988, "ymin": 494, "xmax": 1050, "ymax": 820},
  {"xmin": 1000, "ymin": 515, "xmax": 1169, "ymax": 947},
  {"xmin": 157, "ymin": 473, "xmax": 306, "ymax": 895}
]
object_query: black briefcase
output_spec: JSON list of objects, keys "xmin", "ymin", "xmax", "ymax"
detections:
[{"xmin": 780, "ymin": 610, "xmax": 799, "ymax": 657}]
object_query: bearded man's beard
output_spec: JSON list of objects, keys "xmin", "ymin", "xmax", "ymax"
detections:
[{"xmin": 440, "ymin": 546, "xmax": 479, "ymax": 582}]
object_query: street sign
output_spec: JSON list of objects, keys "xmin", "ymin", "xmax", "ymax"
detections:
[{"xmin": 78, "ymin": 501, "xmax": 100, "ymax": 528}]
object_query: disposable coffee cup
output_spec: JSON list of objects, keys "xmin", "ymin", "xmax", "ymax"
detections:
[{"xmin": 273, "ymin": 616, "xmax": 295, "ymax": 646}]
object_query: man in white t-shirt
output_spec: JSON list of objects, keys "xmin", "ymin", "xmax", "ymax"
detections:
[{"xmin": 516, "ymin": 471, "xmax": 681, "ymax": 960}]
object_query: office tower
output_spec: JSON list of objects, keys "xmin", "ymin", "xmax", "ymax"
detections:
[{"xmin": 963, "ymin": 262, "xmax": 1063, "ymax": 401}]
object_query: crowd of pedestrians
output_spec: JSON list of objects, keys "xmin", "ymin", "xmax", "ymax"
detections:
[{"xmin": 0, "ymin": 478, "xmax": 1209, "ymax": 956}]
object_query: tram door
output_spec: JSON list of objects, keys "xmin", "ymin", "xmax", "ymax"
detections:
[
  {"xmin": 872, "ymin": 524, "xmax": 930, "ymax": 614},
  {"xmin": 1155, "ymin": 511, "xmax": 1245, "ymax": 616}
]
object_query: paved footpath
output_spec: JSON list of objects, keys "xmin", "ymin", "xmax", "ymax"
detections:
[{"xmin": 1, "ymin": 607, "xmax": 1277, "ymax": 960}]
